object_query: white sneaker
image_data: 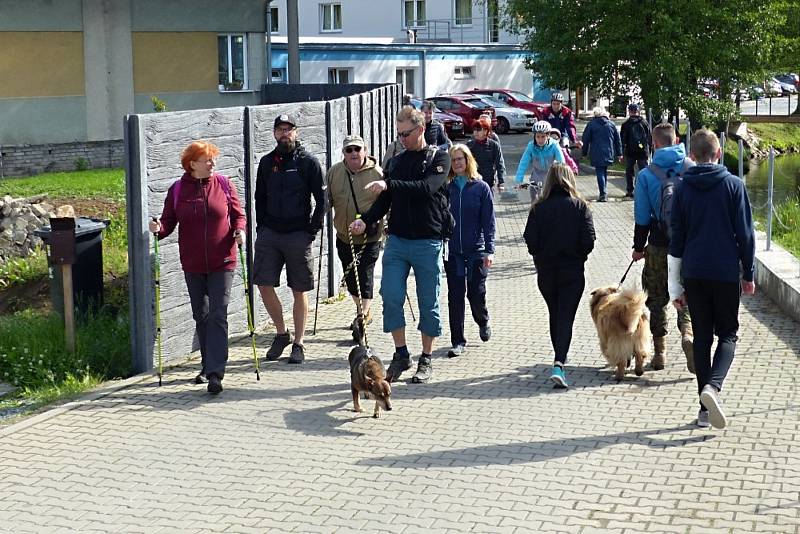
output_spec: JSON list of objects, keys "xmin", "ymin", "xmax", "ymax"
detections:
[
  {"xmin": 696, "ymin": 410, "xmax": 710, "ymax": 428},
  {"xmin": 700, "ymin": 385, "xmax": 727, "ymax": 429}
]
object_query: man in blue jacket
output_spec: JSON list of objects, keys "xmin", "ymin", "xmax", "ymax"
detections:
[
  {"xmin": 668, "ymin": 129, "xmax": 756, "ymax": 430},
  {"xmin": 581, "ymin": 107, "xmax": 622, "ymax": 202},
  {"xmin": 632, "ymin": 123, "xmax": 694, "ymax": 374}
]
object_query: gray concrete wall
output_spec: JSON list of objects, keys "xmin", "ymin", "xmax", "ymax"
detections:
[
  {"xmin": 0, "ymin": 97, "xmax": 87, "ymax": 145},
  {"xmin": 130, "ymin": 0, "xmax": 266, "ymax": 32},
  {"xmin": 125, "ymin": 85, "xmax": 399, "ymax": 373},
  {"xmin": 0, "ymin": 0, "xmax": 83, "ymax": 30},
  {"xmin": 754, "ymin": 231, "xmax": 800, "ymax": 325},
  {"xmin": 0, "ymin": 140, "xmax": 123, "ymax": 177},
  {"xmin": 82, "ymin": 0, "xmax": 135, "ymax": 142}
]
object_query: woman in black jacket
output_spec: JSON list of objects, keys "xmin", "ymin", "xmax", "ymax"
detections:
[{"xmin": 523, "ymin": 163, "xmax": 595, "ymax": 388}]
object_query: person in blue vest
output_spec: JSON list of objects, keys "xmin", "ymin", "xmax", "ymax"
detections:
[
  {"xmin": 444, "ymin": 144, "xmax": 496, "ymax": 359},
  {"xmin": 581, "ymin": 107, "xmax": 622, "ymax": 202}
]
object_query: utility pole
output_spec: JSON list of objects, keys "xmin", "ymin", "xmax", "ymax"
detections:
[
  {"xmin": 287, "ymin": 0, "xmax": 300, "ymax": 84},
  {"xmin": 265, "ymin": 0, "xmax": 272, "ymax": 84}
]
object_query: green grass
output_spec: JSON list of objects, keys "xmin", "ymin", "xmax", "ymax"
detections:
[
  {"xmin": 0, "ymin": 249, "xmax": 48, "ymax": 289},
  {"xmin": 749, "ymin": 123, "xmax": 800, "ymax": 153},
  {"xmin": 758, "ymin": 197, "xmax": 800, "ymax": 257},
  {"xmin": 0, "ymin": 168, "xmax": 125, "ymax": 202}
]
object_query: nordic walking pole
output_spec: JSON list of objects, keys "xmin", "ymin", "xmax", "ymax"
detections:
[
  {"xmin": 152, "ymin": 219, "xmax": 163, "ymax": 386},
  {"xmin": 406, "ymin": 294, "xmax": 416, "ymax": 323},
  {"xmin": 238, "ymin": 243, "xmax": 260, "ymax": 381},
  {"xmin": 312, "ymin": 219, "xmax": 325, "ymax": 335}
]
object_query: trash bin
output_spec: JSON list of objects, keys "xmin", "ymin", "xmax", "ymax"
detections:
[{"xmin": 35, "ymin": 217, "xmax": 109, "ymax": 317}]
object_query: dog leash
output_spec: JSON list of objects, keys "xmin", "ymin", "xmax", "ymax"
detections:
[
  {"xmin": 618, "ymin": 259, "xmax": 635, "ymax": 287},
  {"xmin": 348, "ymin": 221, "xmax": 368, "ymax": 347}
]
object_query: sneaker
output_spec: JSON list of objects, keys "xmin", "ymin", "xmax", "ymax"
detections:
[
  {"xmin": 700, "ymin": 385, "xmax": 727, "ymax": 429},
  {"xmin": 411, "ymin": 355, "xmax": 433, "ymax": 384},
  {"xmin": 266, "ymin": 332, "xmax": 291, "ymax": 361},
  {"xmin": 194, "ymin": 373, "xmax": 206, "ymax": 384},
  {"xmin": 207, "ymin": 374, "xmax": 223, "ymax": 395},
  {"xmin": 479, "ymin": 323, "xmax": 492, "ymax": 342},
  {"xmin": 696, "ymin": 410, "xmax": 710, "ymax": 428},
  {"xmin": 288, "ymin": 343, "xmax": 305, "ymax": 364},
  {"xmin": 447, "ymin": 344, "xmax": 466, "ymax": 358},
  {"xmin": 550, "ymin": 365, "xmax": 568, "ymax": 388},
  {"xmin": 598, "ymin": 194, "xmax": 608, "ymax": 202},
  {"xmin": 386, "ymin": 352, "xmax": 413, "ymax": 383}
]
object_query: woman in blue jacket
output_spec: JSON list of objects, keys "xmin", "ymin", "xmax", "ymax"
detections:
[
  {"xmin": 445, "ymin": 144, "xmax": 496, "ymax": 358},
  {"xmin": 581, "ymin": 107, "xmax": 622, "ymax": 202},
  {"xmin": 515, "ymin": 121, "xmax": 565, "ymax": 203}
]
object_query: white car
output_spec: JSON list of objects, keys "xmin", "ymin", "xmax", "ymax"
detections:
[{"xmin": 474, "ymin": 96, "xmax": 536, "ymax": 134}]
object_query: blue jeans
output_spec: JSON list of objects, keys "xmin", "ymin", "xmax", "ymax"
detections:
[
  {"xmin": 595, "ymin": 165, "xmax": 608, "ymax": 197},
  {"xmin": 380, "ymin": 235, "xmax": 443, "ymax": 338}
]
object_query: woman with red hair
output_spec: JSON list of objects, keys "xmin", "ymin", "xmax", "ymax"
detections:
[
  {"xmin": 149, "ymin": 141, "xmax": 246, "ymax": 395},
  {"xmin": 466, "ymin": 116, "xmax": 506, "ymax": 194}
]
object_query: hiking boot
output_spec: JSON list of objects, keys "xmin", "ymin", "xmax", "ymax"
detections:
[
  {"xmin": 681, "ymin": 323, "xmax": 695, "ymax": 374},
  {"xmin": 550, "ymin": 365, "xmax": 568, "ymax": 389},
  {"xmin": 447, "ymin": 344, "xmax": 466, "ymax": 358},
  {"xmin": 194, "ymin": 373, "xmax": 206, "ymax": 384},
  {"xmin": 479, "ymin": 323, "xmax": 492, "ymax": 342},
  {"xmin": 700, "ymin": 385, "xmax": 727, "ymax": 429},
  {"xmin": 386, "ymin": 352, "xmax": 413, "ymax": 383},
  {"xmin": 625, "ymin": 191, "xmax": 634, "ymax": 198},
  {"xmin": 288, "ymin": 343, "xmax": 306, "ymax": 364},
  {"xmin": 266, "ymin": 332, "xmax": 291, "ymax": 361},
  {"xmin": 651, "ymin": 336, "xmax": 666, "ymax": 370},
  {"xmin": 411, "ymin": 355, "xmax": 433, "ymax": 384},
  {"xmin": 207, "ymin": 374, "xmax": 223, "ymax": 395},
  {"xmin": 696, "ymin": 409, "xmax": 710, "ymax": 428}
]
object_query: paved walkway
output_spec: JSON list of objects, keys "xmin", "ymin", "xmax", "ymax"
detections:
[{"xmin": 1, "ymin": 173, "xmax": 799, "ymax": 533}]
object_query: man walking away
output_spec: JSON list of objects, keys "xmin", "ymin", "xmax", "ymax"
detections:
[
  {"xmin": 632, "ymin": 123, "xmax": 694, "ymax": 373},
  {"xmin": 668, "ymin": 129, "xmax": 756, "ymax": 430},
  {"xmin": 581, "ymin": 107, "xmax": 622, "ymax": 202},
  {"xmin": 620, "ymin": 103, "xmax": 653, "ymax": 197}
]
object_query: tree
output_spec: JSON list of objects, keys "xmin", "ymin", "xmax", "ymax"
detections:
[{"xmin": 503, "ymin": 0, "xmax": 800, "ymax": 127}]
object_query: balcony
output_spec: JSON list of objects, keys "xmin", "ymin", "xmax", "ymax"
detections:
[{"xmin": 404, "ymin": 17, "xmax": 501, "ymax": 44}]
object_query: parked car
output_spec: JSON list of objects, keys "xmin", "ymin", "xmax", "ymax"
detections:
[
  {"xmin": 765, "ymin": 78, "xmax": 783, "ymax": 96},
  {"xmin": 472, "ymin": 95, "xmax": 536, "ymax": 134},
  {"xmin": 464, "ymin": 88, "xmax": 548, "ymax": 119},
  {"xmin": 771, "ymin": 77, "xmax": 797, "ymax": 96},
  {"xmin": 427, "ymin": 94, "xmax": 497, "ymax": 134},
  {"xmin": 775, "ymin": 73, "xmax": 800, "ymax": 90},
  {"xmin": 409, "ymin": 98, "xmax": 465, "ymax": 139}
]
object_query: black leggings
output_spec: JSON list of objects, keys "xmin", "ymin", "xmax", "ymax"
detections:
[{"xmin": 537, "ymin": 268, "xmax": 585, "ymax": 365}]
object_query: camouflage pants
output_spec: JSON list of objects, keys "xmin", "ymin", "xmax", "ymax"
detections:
[{"xmin": 642, "ymin": 245, "xmax": 691, "ymax": 338}]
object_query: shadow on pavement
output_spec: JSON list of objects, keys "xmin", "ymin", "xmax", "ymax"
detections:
[{"xmin": 356, "ymin": 423, "xmax": 713, "ymax": 468}]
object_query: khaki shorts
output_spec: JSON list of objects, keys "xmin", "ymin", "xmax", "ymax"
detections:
[{"xmin": 253, "ymin": 227, "xmax": 315, "ymax": 291}]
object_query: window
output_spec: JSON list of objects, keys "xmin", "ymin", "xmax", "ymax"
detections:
[
  {"xmin": 404, "ymin": 0, "xmax": 426, "ymax": 28},
  {"xmin": 218, "ymin": 34, "xmax": 247, "ymax": 91},
  {"xmin": 328, "ymin": 67, "xmax": 352, "ymax": 84},
  {"xmin": 268, "ymin": 6, "xmax": 279, "ymax": 33},
  {"xmin": 396, "ymin": 68, "xmax": 416, "ymax": 95},
  {"xmin": 454, "ymin": 66, "xmax": 474, "ymax": 79},
  {"xmin": 271, "ymin": 68, "xmax": 286, "ymax": 83},
  {"xmin": 320, "ymin": 3, "xmax": 342, "ymax": 32},
  {"xmin": 454, "ymin": 0, "xmax": 472, "ymax": 26}
]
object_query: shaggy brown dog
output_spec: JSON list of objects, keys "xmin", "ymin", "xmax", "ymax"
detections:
[
  {"xmin": 589, "ymin": 286, "xmax": 651, "ymax": 381},
  {"xmin": 348, "ymin": 345, "xmax": 392, "ymax": 418}
]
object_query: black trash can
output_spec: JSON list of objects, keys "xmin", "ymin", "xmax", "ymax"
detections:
[{"xmin": 35, "ymin": 217, "xmax": 109, "ymax": 317}]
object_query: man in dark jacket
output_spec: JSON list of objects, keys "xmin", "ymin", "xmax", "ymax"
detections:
[
  {"xmin": 620, "ymin": 103, "xmax": 653, "ymax": 197},
  {"xmin": 422, "ymin": 100, "xmax": 452, "ymax": 150},
  {"xmin": 351, "ymin": 106, "xmax": 451, "ymax": 384},
  {"xmin": 581, "ymin": 107, "xmax": 622, "ymax": 202},
  {"xmin": 254, "ymin": 114, "xmax": 325, "ymax": 365},
  {"xmin": 668, "ymin": 129, "xmax": 756, "ymax": 430}
]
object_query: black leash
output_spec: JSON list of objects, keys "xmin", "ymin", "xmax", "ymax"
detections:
[{"xmin": 618, "ymin": 259, "xmax": 635, "ymax": 287}]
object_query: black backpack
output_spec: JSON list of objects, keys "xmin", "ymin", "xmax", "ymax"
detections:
[
  {"xmin": 626, "ymin": 119, "xmax": 649, "ymax": 156},
  {"xmin": 646, "ymin": 158, "xmax": 694, "ymax": 241}
]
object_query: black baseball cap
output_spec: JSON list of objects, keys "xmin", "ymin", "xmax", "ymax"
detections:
[{"xmin": 273, "ymin": 114, "xmax": 297, "ymax": 129}]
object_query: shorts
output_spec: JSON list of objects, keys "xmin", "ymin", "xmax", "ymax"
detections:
[
  {"xmin": 253, "ymin": 226, "xmax": 314, "ymax": 291},
  {"xmin": 335, "ymin": 238, "xmax": 381, "ymax": 300}
]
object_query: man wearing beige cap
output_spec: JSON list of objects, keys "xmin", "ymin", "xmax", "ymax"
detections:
[{"xmin": 326, "ymin": 134, "xmax": 385, "ymax": 341}]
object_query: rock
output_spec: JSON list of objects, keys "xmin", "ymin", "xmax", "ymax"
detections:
[{"xmin": 30, "ymin": 204, "xmax": 47, "ymax": 218}]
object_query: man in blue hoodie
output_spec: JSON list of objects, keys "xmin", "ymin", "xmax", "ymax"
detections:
[
  {"xmin": 632, "ymin": 123, "xmax": 694, "ymax": 374},
  {"xmin": 667, "ymin": 129, "xmax": 756, "ymax": 430}
]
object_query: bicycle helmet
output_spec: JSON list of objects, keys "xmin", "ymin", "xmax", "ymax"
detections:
[
  {"xmin": 551, "ymin": 92, "xmax": 564, "ymax": 102},
  {"xmin": 533, "ymin": 120, "xmax": 552, "ymax": 133}
]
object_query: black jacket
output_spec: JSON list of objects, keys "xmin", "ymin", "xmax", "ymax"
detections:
[
  {"xmin": 620, "ymin": 116, "xmax": 653, "ymax": 158},
  {"xmin": 467, "ymin": 138, "xmax": 506, "ymax": 186},
  {"xmin": 424, "ymin": 120, "xmax": 451, "ymax": 148},
  {"xmin": 363, "ymin": 147, "xmax": 451, "ymax": 240},
  {"xmin": 255, "ymin": 143, "xmax": 325, "ymax": 234},
  {"xmin": 523, "ymin": 188, "xmax": 595, "ymax": 271}
]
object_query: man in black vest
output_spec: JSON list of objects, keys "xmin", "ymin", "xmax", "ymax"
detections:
[
  {"xmin": 253, "ymin": 114, "xmax": 325, "ymax": 365},
  {"xmin": 620, "ymin": 103, "xmax": 653, "ymax": 197}
]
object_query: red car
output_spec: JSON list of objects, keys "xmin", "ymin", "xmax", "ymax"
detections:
[
  {"xmin": 427, "ymin": 95, "xmax": 497, "ymax": 134},
  {"xmin": 464, "ymin": 89, "xmax": 549, "ymax": 120}
]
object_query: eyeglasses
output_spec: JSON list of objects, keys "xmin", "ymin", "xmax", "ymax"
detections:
[
  {"xmin": 397, "ymin": 125, "xmax": 420, "ymax": 139},
  {"xmin": 275, "ymin": 126, "xmax": 296, "ymax": 134},
  {"xmin": 344, "ymin": 146, "xmax": 363, "ymax": 154},
  {"xmin": 452, "ymin": 156, "xmax": 466, "ymax": 163}
]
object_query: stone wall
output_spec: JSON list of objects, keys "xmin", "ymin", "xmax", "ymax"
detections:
[
  {"xmin": 0, "ymin": 140, "xmax": 124, "ymax": 177},
  {"xmin": 0, "ymin": 195, "xmax": 54, "ymax": 262}
]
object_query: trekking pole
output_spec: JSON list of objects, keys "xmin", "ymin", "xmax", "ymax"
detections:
[
  {"xmin": 312, "ymin": 221, "xmax": 325, "ymax": 335},
  {"xmin": 348, "ymin": 221, "xmax": 368, "ymax": 347},
  {"xmin": 406, "ymin": 294, "xmax": 416, "ymax": 323},
  {"xmin": 151, "ymin": 220, "xmax": 163, "ymax": 386},
  {"xmin": 618, "ymin": 259, "xmax": 635, "ymax": 287},
  {"xmin": 238, "ymin": 243, "xmax": 260, "ymax": 381}
]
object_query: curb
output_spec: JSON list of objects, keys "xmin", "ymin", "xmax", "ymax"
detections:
[{"xmin": 754, "ymin": 230, "xmax": 800, "ymax": 324}]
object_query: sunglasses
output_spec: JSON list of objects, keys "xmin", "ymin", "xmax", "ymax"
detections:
[
  {"xmin": 344, "ymin": 146, "xmax": 363, "ymax": 154},
  {"xmin": 398, "ymin": 125, "xmax": 420, "ymax": 139}
]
